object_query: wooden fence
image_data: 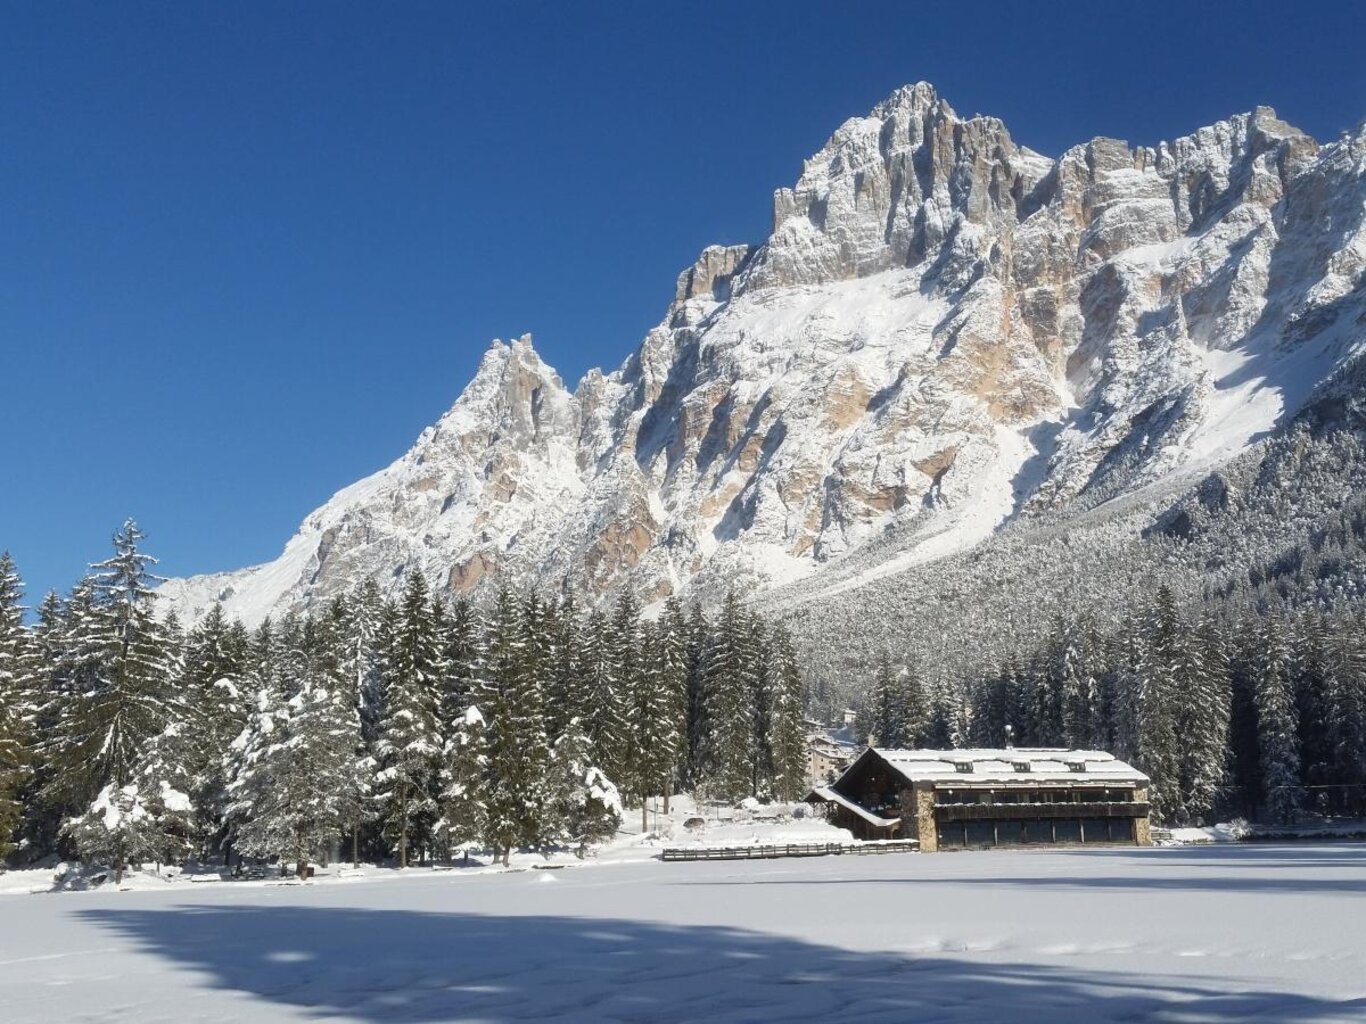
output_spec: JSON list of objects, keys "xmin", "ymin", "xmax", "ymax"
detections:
[{"xmin": 660, "ymin": 840, "xmax": 918, "ymax": 862}]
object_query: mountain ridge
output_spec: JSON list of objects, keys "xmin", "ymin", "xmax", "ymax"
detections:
[{"xmin": 161, "ymin": 83, "xmax": 1366, "ymax": 627}]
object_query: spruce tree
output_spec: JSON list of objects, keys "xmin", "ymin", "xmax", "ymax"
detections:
[
  {"xmin": 697, "ymin": 593, "xmax": 757, "ymax": 802},
  {"xmin": 544, "ymin": 594, "xmax": 582, "ymax": 746},
  {"xmin": 575, "ymin": 609, "xmax": 622, "ymax": 780},
  {"xmin": 480, "ymin": 589, "xmax": 551, "ymax": 863},
  {"xmin": 63, "ymin": 780, "xmax": 191, "ymax": 883},
  {"xmin": 764, "ymin": 625, "xmax": 809, "ymax": 801},
  {"xmin": 868, "ymin": 655, "xmax": 905, "ymax": 747},
  {"xmin": 341, "ymin": 578, "xmax": 386, "ymax": 744},
  {"xmin": 439, "ymin": 705, "xmax": 487, "ymax": 855},
  {"xmin": 1327, "ymin": 612, "xmax": 1366, "ymax": 803},
  {"xmin": 548, "ymin": 722, "xmax": 622, "ymax": 851},
  {"xmin": 0, "ymin": 554, "xmax": 33, "ymax": 861},
  {"xmin": 900, "ymin": 662, "xmax": 929, "ymax": 747},
  {"xmin": 180, "ymin": 602, "xmax": 247, "ymax": 855},
  {"xmin": 683, "ymin": 601, "xmax": 708, "ymax": 786},
  {"xmin": 1256, "ymin": 615, "xmax": 1303, "ymax": 824},
  {"xmin": 436, "ymin": 596, "xmax": 481, "ymax": 749},
  {"xmin": 226, "ymin": 624, "xmax": 369, "ymax": 876},
  {"xmin": 1136, "ymin": 588, "xmax": 1182, "ymax": 823},
  {"xmin": 616, "ymin": 593, "xmax": 671, "ymax": 827},
  {"xmin": 46, "ymin": 522, "xmax": 178, "ymax": 807},
  {"xmin": 373, "ymin": 571, "xmax": 443, "ymax": 867},
  {"xmin": 652, "ymin": 598, "xmax": 690, "ymax": 812},
  {"xmin": 1175, "ymin": 618, "xmax": 1230, "ymax": 824}
]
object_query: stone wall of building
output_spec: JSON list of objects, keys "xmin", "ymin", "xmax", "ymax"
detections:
[{"xmin": 1134, "ymin": 786, "xmax": 1152, "ymax": 846}]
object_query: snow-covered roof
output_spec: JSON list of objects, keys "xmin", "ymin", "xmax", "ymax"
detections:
[
  {"xmin": 866, "ymin": 748, "xmax": 1148, "ymax": 785},
  {"xmin": 808, "ymin": 786, "xmax": 901, "ymax": 829}
]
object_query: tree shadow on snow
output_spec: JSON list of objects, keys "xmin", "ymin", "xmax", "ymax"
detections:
[{"xmin": 78, "ymin": 903, "xmax": 1365, "ymax": 1023}]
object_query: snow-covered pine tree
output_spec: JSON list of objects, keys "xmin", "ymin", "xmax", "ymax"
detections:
[
  {"xmin": 1290, "ymin": 612, "xmax": 1334, "ymax": 802},
  {"xmin": 1225, "ymin": 619, "xmax": 1264, "ymax": 819},
  {"xmin": 697, "ymin": 593, "xmax": 758, "ymax": 803},
  {"xmin": 922, "ymin": 682, "xmax": 958, "ymax": 750},
  {"xmin": 179, "ymin": 602, "xmax": 248, "ymax": 856},
  {"xmin": 544, "ymin": 593, "xmax": 581, "ymax": 746},
  {"xmin": 46, "ymin": 522, "xmax": 178, "ymax": 809},
  {"xmin": 683, "ymin": 601, "xmax": 708, "ymax": 787},
  {"xmin": 744, "ymin": 611, "xmax": 770, "ymax": 797},
  {"xmin": 312, "ymin": 607, "xmax": 374, "ymax": 864},
  {"xmin": 480, "ymin": 588, "xmax": 551, "ymax": 863},
  {"xmin": 226, "ymin": 619, "xmax": 370, "ymax": 876},
  {"xmin": 868, "ymin": 655, "xmax": 904, "ymax": 747},
  {"xmin": 900, "ymin": 662, "xmax": 929, "ymax": 748},
  {"xmin": 19, "ymin": 590, "xmax": 69, "ymax": 857},
  {"xmin": 615, "ymin": 592, "xmax": 669, "ymax": 828},
  {"xmin": 547, "ymin": 722, "xmax": 621, "ymax": 852},
  {"xmin": 373, "ymin": 571, "xmax": 443, "ymax": 867},
  {"xmin": 1326, "ymin": 611, "xmax": 1366, "ymax": 804},
  {"xmin": 1055, "ymin": 619, "xmax": 1098, "ymax": 749},
  {"xmin": 436, "ymin": 596, "xmax": 481, "ymax": 750},
  {"xmin": 439, "ymin": 705, "xmax": 487, "ymax": 856},
  {"xmin": 0, "ymin": 553, "xmax": 33, "ymax": 861},
  {"xmin": 1174, "ymin": 617, "xmax": 1230, "ymax": 824},
  {"xmin": 340, "ymin": 578, "xmax": 386, "ymax": 744},
  {"xmin": 1136, "ymin": 588, "xmax": 1182, "ymax": 824},
  {"xmin": 609, "ymin": 592, "xmax": 645, "ymax": 806},
  {"xmin": 575, "ymin": 609, "xmax": 622, "ymax": 781},
  {"xmin": 248, "ymin": 617, "xmax": 282, "ymax": 705},
  {"xmin": 1255, "ymin": 615, "xmax": 1303, "ymax": 824},
  {"xmin": 763, "ymin": 625, "xmax": 808, "ymax": 802},
  {"xmin": 652, "ymin": 598, "xmax": 690, "ymax": 812},
  {"xmin": 63, "ymin": 780, "xmax": 193, "ymax": 883}
]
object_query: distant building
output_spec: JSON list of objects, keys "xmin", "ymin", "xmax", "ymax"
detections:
[
  {"xmin": 806, "ymin": 731, "xmax": 856, "ymax": 786},
  {"xmin": 807, "ymin": 747, "xmax": 1151, "ymax": 851}
]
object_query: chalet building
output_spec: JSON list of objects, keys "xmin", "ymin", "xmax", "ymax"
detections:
[{"xmin": 808, "ymin": 747, "xmax": 1151, "ymax": 851}]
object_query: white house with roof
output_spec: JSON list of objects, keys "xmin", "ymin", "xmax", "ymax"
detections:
[{"xmin": 807, "ymin": 747, "xmax": 1151, "ymax": 851}]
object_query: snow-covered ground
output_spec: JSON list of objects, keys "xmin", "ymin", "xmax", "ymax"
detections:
[{"xmin": 2, "ymin": 841, "xmax": 1365, "ymax": 1022}]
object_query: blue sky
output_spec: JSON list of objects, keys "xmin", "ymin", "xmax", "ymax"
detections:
[{"xmin": 3, "ymin": 1, "xmax": 1365, "ymax": 603}]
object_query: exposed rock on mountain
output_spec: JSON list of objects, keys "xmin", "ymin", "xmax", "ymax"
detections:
[{"xmin": 161, "ymin": 83, "xmax": 1366, "ymax": 626}]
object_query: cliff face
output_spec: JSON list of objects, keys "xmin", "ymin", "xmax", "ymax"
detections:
[{"xmin": 161, "ymin": 84, "xmax": 1366, "ymax": 625}]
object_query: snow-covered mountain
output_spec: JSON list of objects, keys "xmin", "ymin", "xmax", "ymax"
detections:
[{"xmin": 162, "ymin": 83, "xmax": 1366, "ymax": 626}]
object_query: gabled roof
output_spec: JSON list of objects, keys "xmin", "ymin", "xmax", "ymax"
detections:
[
  {"xmin": 807, "ymin": 786, "xmax": 901, "ymax": 829},
  {"xmin": 855, "ymin": 747, "xmax": 1148, "ymax": 785}
]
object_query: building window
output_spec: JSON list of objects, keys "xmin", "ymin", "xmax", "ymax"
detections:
[
  {"xmin": 1054, "ymin": 819, "xmax": 1081, "ymax": 843},
  {"xmin": 1080, "ymin": 818, "xmax": 1112, "ymax": 843},
  {"xmin": 938, "ymin": 823, "xmax": 966, "ymax": 848},
  {"xmin": 996, "ymin": 821, "xmax": 1026, "ymax": 845},
  {"xmin": 964, "ymin": 821, "xmax": 996, "ymax": 847}
]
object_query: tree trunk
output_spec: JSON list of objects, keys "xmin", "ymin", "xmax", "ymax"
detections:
[
  {"xmin": 642, "ymin": 799, "xmax": 649, "ymax": 834},
  {"xmin": 663, "ymin": 777, "xmax": 672, "ymax": 816},
  {"xmin": 352, "ymin": 826, "xmax": 359, "ymax": 868}
]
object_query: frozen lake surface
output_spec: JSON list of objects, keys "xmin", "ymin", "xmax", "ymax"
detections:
[{"xmin": 3, "ymin": 842, "xmax": 1365, "ymax": 1022}]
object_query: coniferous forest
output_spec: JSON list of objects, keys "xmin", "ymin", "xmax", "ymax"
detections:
[
  {"xmin": 4, "ymin": 517, "xmax": 1366, "ymax": 881},
  {"xmin": 835, "ymin": 588, "xmax": 1366, "ymax": 830},
  {"xmin": 0, "ymin": 522, "xmax": 809, "ymax": 877}
]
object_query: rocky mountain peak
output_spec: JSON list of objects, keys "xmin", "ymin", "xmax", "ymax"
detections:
[{"xmin": 161, "ymin": 85, "xmax": 1366, "ymax": 627}]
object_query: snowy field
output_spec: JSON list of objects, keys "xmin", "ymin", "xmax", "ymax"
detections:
[{"xmin": 3, "ymin": 843, "xmax": 1366, "ymax": 1022}]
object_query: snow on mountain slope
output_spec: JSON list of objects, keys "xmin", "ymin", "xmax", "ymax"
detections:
[{"xmin": 161, "ymin": 84, "xmax": 1366, "ymax": 626}]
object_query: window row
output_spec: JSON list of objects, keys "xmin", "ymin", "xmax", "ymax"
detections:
[
  {"xmin": 937, "ymin": 817, "xmax": 1136, "ymax": 848},
  {"xmin": 934, "ymin": 788, "xmax": 1135, "ymax": 806}
]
